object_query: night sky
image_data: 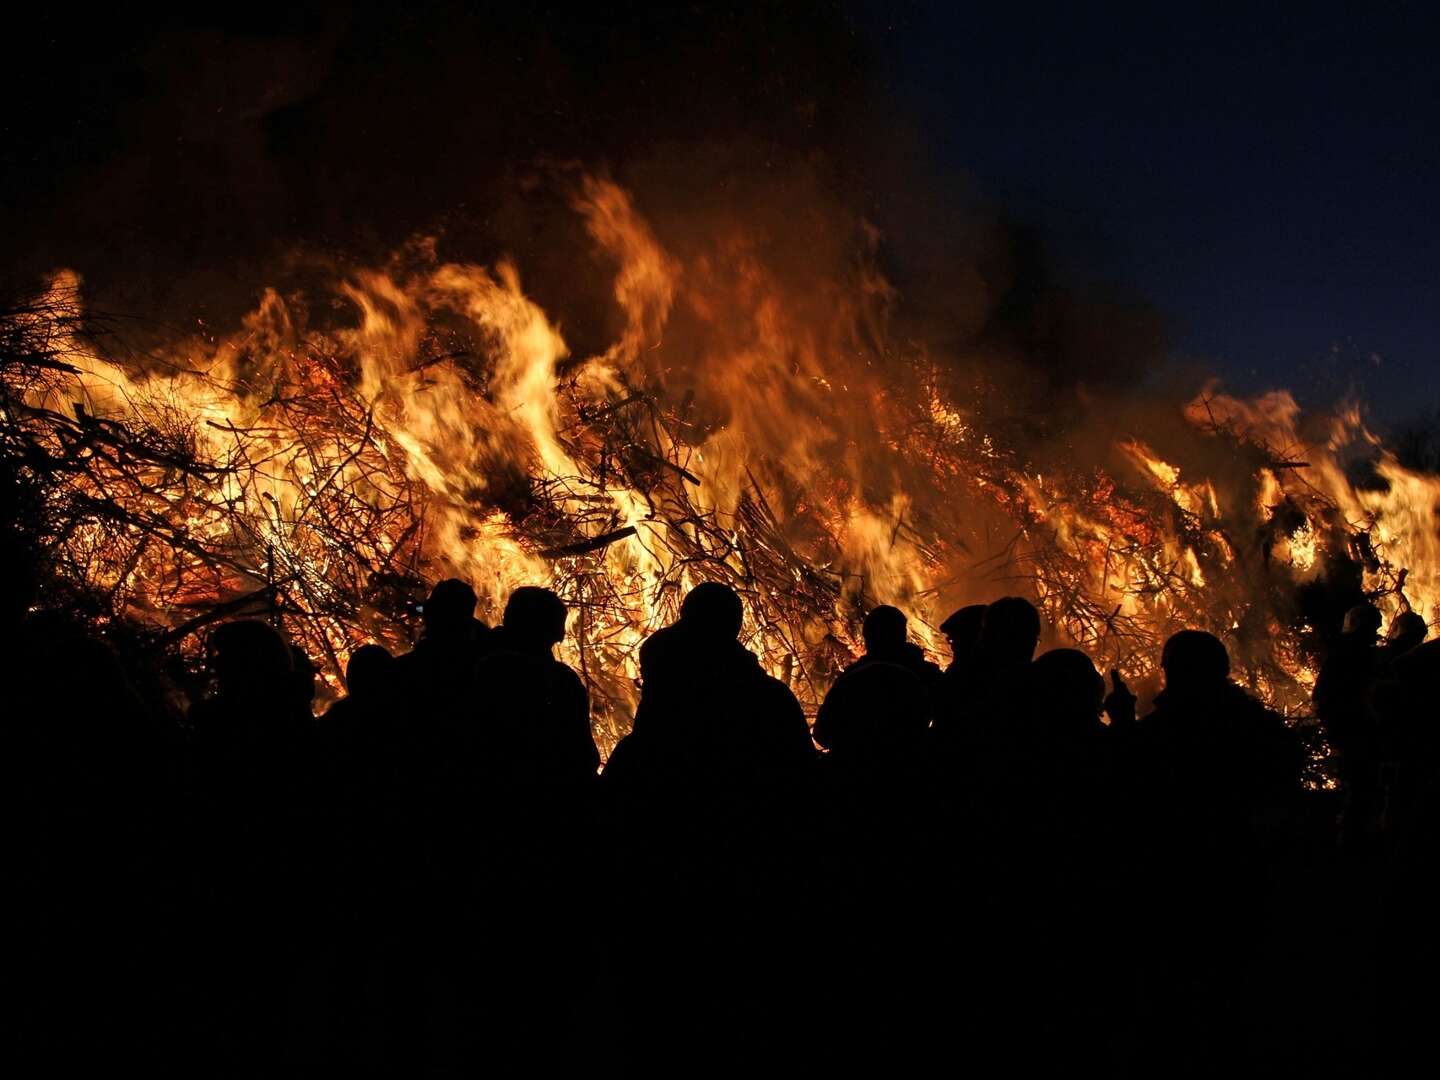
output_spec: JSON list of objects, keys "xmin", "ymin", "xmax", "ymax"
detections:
[
  {"xmin": 855, "ymin": 2, "xmax": 1439, "ymax": 422},
  {"xmin": 2, "ymin": 2, "xmax": 1435, "ymax": 425}
]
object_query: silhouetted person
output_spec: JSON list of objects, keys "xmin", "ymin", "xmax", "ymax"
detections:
[
  {"xmin": 420, "ymin": 587, "xmax": 599, "ymax": 1065},
  {"xmin": 8, "ymin": 616, "xmax": 181, "ymax": 1072},
  {"xmin": 1143, "ymin": 630, "xmax": 1302, "ymax": 809},
  {"xmin": 321, "ymin": 641, "xmax": 398, "ymax": 836},
  {"xmin": 477, "ymin": 585, "xmax": 599, "ymax": 783},
  {"xmin": 1315, "ymin": 602, "xmax": 1384, "ymax": 845},
  {"xmin": 321, "ymin": 642, "xmax": 397, "ymax": 838},
  {"xmin": 391, "ymin": 577, "xmax": 489, "ymax": 721},
  {"xmin": 601, "ymin": 583, "xmax": 815, "ymax": 1056},
  {"xmin": 939, "ymin": 602, "xmax": 986, "ymax": 673},
  {"xmin": 374, "ymin": 581, "xmax": 492, "ymax": 1066},
  {"xmin": 1372, "ymin": 636, "xmax": 1440, "ymax": 854},
  {"xmin": 976, "ymin": 595, "xmax": 1043, "ymax": 671},
  {"xmin": 386, "ymin": 577, "xmax": 489, "ymax": 883},
  {"xmin": 343, "ymin": 642, "xmax": 397, "ymax": 700},
  {"xmin": 191, "ymin": 620, "xmax": 316, "ymax": 816},
  {"xmin": 810, "ymin": 660, "xmax": 943, "ymax": 1054},
  {"xmin": 1133, "ymin": 630, "xmax": 1303, "ymax": 1064},
  {"xmin": 924, "ymin": 596, "xmax": 1047, "ymax": 1038},
  {"xmin": 998, "ymin": 648, "xmax": 1137, "ymax": 1062},
  {"xmin": 619, "ymin": 582, "xmax": 813, "ymax": 764},
  {"xmin": 323, "ymin": 641, "xmax": 397, "ymax": 792},
  {"xmin": 1382, "ymin": 610, "xmax": 1427, "ymax": 662},
  {"xmin": 935, "ymin": 594, "xmax": 1041, "ymax": 755},
  {"xmin": 1368, "ymin": 609, "xmax": 1429, "ymax": 845},
  {"xmin": 188, "ymin": 620, "xmax": 319, "ymax": 1072},
  {"xmin": 816, "ymin": 658, "xmax": 932, "ymax": 757},
  {"xmin": 1365, "ymin": 631, "xmax": 1440, "ymax": 1065},
  {"xmin": 1029, "ymin": 647, "xmax": 1109, "ymax": 734},
  {"xmin": 319, "ymin": 644, "xmax": 397, "ymax": 1070},
  {"xmin": 841, "ymin": 604, "xmax": 943, "ymax": 688}
]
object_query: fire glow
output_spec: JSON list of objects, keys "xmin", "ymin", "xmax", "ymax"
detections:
[{"xmin": 4, "ymin": 177, "xmax": 1436, "ymax": 754}]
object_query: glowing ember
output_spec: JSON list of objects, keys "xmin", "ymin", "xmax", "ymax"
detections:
[{"xmin": 3, "ymin": 177, "xmax": 1435, "ymax": 753}]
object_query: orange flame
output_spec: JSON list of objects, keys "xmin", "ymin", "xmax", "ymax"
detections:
[{"xmin": 10, "ymin": 179, "xmax": 1438, "ymax": 750}]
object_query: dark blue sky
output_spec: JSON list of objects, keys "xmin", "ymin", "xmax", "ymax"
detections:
[{"xmin": 852, "ymin": 2, "xmax": 1439, "ymax": 424}]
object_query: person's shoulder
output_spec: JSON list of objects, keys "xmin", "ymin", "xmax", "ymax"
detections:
[
  {"xmin": 641, "ymin": 621, "xmax": 684, "ymax": 653},
  {"xmin": 1137, "ymin": 697, "xmax": 1181, "ymax": 736},
  {"xmin": 389, "ymin": 647, "xmax": 424, "ymax": 675},
  {"xmin": 320, "ymin": 697, "xmax": 351, "ymax": 724},
  {"xmin": 1220, "ymin": 681, "xmax": 1279, "ymax": 723},
  {"xmin": 548, "ymin": 657, "xmax": 587, "ymax": 693},
  {"xmin": 753, "ymin": 668, "xmax": 802, "ymax": 707}
]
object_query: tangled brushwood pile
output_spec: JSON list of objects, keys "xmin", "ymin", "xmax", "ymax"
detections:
[{"xmin": 2, "ymin": 179, "xmax": 1435, "ymax": 751}]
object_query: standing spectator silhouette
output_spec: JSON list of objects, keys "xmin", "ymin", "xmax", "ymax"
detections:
[
  {"xmin": 1370, "ymin": 609, "xmax": 1429, "ymax": 849},
  {"xmin": 999, "ymin": 648, "xmax": 1139, "ymax": 1065},
  {"xmin": 387, "ymin": 577, "xmax": 488, "ymax": 903},
  {"xmin": 382, "ymin": 579, "xmax": 490, "ymax": 1070},
  {"xmin": 469, "ymin": 585, "xmax": 598, "ymax": 825},
  {"xmin": 390, "ymin": 577, "xmax": 489, "ymax": 751},
  {"xmin": 810, "ymin": 661, "xmax": 942, "ymax": 1056},
  {"xmin": 934, "ymin": 595, "xmax": 1041, "ymax": 759},
  {"xmin": 601, "ymin": 582, "xmax": 815, "ymax": 1058},
  {"xmin": 319, "ymin": 644, "xmax": 396, "ymax": 1070},
  {"xmin": 8, "ymin": 616, "xmax": 182, "ymax": 1073},
  {"xmin": 1133, "ymin": 629, "xmax": 1303, "ymax": 1067},
  {"xmin": 1315, "ymin": 603, "xmax": 1384, "ymax": 846},
  {"xmin": 1366, "ymin": 632, "xmax": 1440, "ymax": 1067},
  {"xmin": 188, "ymin": 619, "xmax": 320, "ymax": 1072},
  {"xmin": 814, "ymin": 658, "xmax": 932, "ymax": 756},
  {"xmin": 840, "ymin": 604, "xmax": 944, "ymax": 687},
  {"xmin": 321, "ymin": 643, "xmax": 398, "ymax": 848},
  {"xmin": 618, "ymin": 582, "xmax": 813, "ymax": 764},
  {"xmin": 419, "ymin": 586, "xmax": 600, "ymax": 1067},
  {"xmin": 478, "ymin": 585, "xmax": 599, "ymax": 784},
  {"xmin": 1373, "ymin": 634, "xmax": 1440, "ymax": 853},
  {"xmin": 1141, "ymin": 630, "xmax": 1302, "ymax": 823},
  {"xmin": 925, "ymin": 595, "xmax": 1044, "ymax": 1042}
]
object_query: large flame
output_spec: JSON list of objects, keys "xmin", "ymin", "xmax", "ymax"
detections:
[{"xmin": 5, "ymin": 177, "xmax": 1436, "ymax": 752}]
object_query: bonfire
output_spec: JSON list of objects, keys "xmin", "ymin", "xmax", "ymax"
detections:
[{"xmin": 2, "ymin": 176, "xmax": 1434, "ymax": 756}]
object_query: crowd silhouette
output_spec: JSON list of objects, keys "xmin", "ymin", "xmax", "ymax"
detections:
[{"xmin": 6, "ymin": 579, "xmax": 1439, "ymax": 1075}]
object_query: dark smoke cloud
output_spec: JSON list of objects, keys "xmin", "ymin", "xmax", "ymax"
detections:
[{"xmin": 2, "ymin": 1, "xmax": 1169, "ymax": 413}]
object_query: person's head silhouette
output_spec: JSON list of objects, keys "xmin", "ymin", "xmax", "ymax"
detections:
[
  {"xmin": 679, "ymin": 582, "xmax": 744, "ymax": 644},
  {"xmin": 1342, "ymin": 602, "xmax": 1382, "ymax": 642},
  {"xmin": 423, "ymin": 578, "xmax": 477, "ymax": 641},
  {"xmin": 939, "ymin": 604, "xmax": 986, "ymax": 659},
  {"xmin": 862, "ymin": 606, "xmax": 908, "ymax": 654},
  {"xmin": 1031, "ymin": 647, "xmax": 1105, "ymax": 727},
  {"xmin": 502, "ymin": 586, "xmax": 568, "ymax": 654},
  {"xmin": 979, "ymin": 596, "xmax": 1041, "ymax": 667},
  {"xmin": 1386, "ymin": 610, "xmax": 1428, "ymax": 654},
  {"xmin": 1160, "ymin": 630, "xmax": 1230, "ymax": 695},
  {"xmin": 207, "ymin": 620, "xmax": 293, "ymax": 701},
  {"xmin": 346, "ymin": 643, "xmax": 394, "ymax": 699}
]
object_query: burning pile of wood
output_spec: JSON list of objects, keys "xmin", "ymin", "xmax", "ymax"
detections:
[
  {"xmin": 0, "ymin": 284, "xmax": 885, "ymax": 747},
  {"xmin": 2, "ymin": 227, "xmax": 1428, "ymax": 751}
]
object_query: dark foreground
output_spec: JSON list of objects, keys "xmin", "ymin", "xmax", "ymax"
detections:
[{"xmin": 7, "ymin": 583, "xmax": 1438, "ymax": 1076}]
